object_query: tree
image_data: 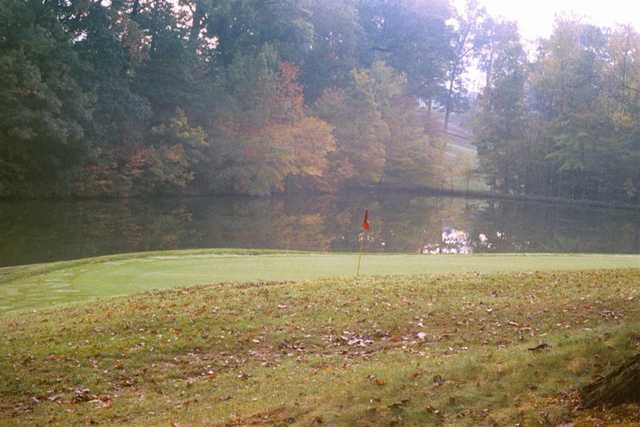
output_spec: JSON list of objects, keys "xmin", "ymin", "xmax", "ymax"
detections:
[
  {"xmin": 358, "ymin": 0, "xmax": 452, "ymax": 108},
  {"xmin": 12, "ymin": 0, "xmax": 640, "ymax": 203},
  {"xmin": 473, "ymin": 17, "xmax": 640, "ymax": 203},
  {"xmin": 581, "ymin": 354, "xmax": 640, "ymax": 408},
  {"xmin": 301, "ymin": 0, "xmax": 364, "ymax": 100},
  {"xmin": 205, "ymin": 0, "xmax": 314, "ymax": 67},
  {"xmin": 0, "ymin": 0, "xmax": 92, "ymax": 197},
  {"xmin": 443, "ymin": 0, "xmax": 489, "ymax": 130},
  {"xmin": 210, "ymin": 48, "xmax": 335, "ymax": 195},
  {"xmin": 73, "ymin": 0, "xmax": 151, "ymax": 149},
  {"xmin": 602, "ymin": 25, "xmax": 640, "ymax": 203},
  {"xmin": 313, "ymin": 62, "xmax": 395, "ymax": 187},
  {"xmin": 473, "ymin": 20, "xmax": 528, "ymax": 194}
]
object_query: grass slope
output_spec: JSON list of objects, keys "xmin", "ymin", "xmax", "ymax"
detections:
[
  {"xmin": 2, "ymin": 270, "xmax": 640, "ymax": 426},
  {"xmin": 1, "ymin": 250, "xmax": 639, "ymax": 313}
]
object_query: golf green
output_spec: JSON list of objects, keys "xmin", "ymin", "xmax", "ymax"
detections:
[{"xmin": 1, "ymin": 249, "xmax": 638, "ymax": 313}]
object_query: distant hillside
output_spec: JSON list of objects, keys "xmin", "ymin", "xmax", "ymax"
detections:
[{"xmin": 417, "ymin": 110, "xmax": 489, "ymax": 193}]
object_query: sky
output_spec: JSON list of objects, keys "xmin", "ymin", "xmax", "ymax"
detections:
[
  {"xmin": 461, "ymin": 0, "xmax": 640, "ymax": 41},
  {"xmin": 456, "ymin": 0, "xmax": 640, "ymax": 90}
]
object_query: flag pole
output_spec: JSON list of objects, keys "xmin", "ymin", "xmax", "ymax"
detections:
[
  {"xmin": 356, "ymin": 209, "xmax": 370, "ymax": 277},
  {"xmin": 356, "ymin": 237, "xmax": 364, "ymax": 276}
]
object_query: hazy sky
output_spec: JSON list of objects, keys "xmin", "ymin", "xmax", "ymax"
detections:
[{"xmin": 462, "ymin": 0, "xmax": 640, "ymax": 40}]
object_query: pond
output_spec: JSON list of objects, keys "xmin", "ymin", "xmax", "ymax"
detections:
[{"xmin": 1, "ymin": 192, "xmax": 639, "ymax": 267}]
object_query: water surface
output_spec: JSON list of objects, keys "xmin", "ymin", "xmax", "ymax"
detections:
[{"xmin": 1, "ymin": 193, "xmax": 639, "ymax": 267}]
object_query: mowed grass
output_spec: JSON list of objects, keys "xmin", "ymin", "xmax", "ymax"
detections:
[
  {"xmin": 1, "ymin": 249, "xmax": 639, "ymax": 313},
  {"xmin": 2, "ymin": 269, "xmax": 640, "ymax": 426}
]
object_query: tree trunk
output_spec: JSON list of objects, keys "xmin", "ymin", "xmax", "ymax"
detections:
[
  {"xmin": 581, "ymin": 353, "xmax": 640, "ymax": 408},
  {"xmin": 131, "ymin": 0, "xmax": 140, "ymax": 18},
  {"xmin": 189, "ymin": 0, "xmax": 206, "ymax": 49},
  {"xmin": 444, "ymin": 71, "xmax": 456, "ymax": 131}
]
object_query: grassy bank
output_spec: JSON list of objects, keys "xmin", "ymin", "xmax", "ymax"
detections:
[
  {"xmin": 1, "ymin": 250, "xmax": 640, "ymax": 313},
  {"xmin": 2, "ymin": 269, "xmax": 640, "ymax": 426}
]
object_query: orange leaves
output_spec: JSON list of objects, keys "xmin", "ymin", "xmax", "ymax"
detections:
[
  {"xmin": 163, "ymin": 144, "xmax": 187, "ymax": 164},
  {"xmin": 128, "ymin": 145, "xmax": 153, "ymax": 175},
  {"xmin": 213, "ymin": 61, "xmax": 336, "ymax": 194},
  {"xmin": 250, "ymin": 117, "xmax": 335, "ymax": 181},
  {"xmin": 367, "ymin": 374, "xmax": 386, "ymax": 386},
  {"xmin": 272, "ymin": 62, "xmax": 305, "ymax": 123},
  {"xmin": 312, "ymin": 71, "xmax": 392, "ymax": 186},
  {"xmin": 76, "ymin": 108, "xmax": 205, "ymax": 196},
  {"xmin": 287, "ymin": 117, "xmax": 336, "ymax": 177}
]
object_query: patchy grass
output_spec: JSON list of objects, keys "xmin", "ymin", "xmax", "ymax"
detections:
[
  {"xmin": 1, "ymin": 249, "xmax": 639, "ymax": 313},
  {"xmin": 2, "ymin": 269, "xmax": 640, "ymax": 426}
]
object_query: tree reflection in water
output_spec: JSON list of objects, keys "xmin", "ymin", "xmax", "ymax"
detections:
[{"xmin": 0, "ymin": 193, "xmax": 638, "ymax": 267}]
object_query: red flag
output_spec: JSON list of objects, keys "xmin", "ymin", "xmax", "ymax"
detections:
[{"xmin": 361, "ymin": 209, "xmax": 370, "ymax": 232}]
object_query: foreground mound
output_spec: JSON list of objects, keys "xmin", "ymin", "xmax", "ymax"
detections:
[{"xmin": 2, "ymin": 270, "xmax": 640, "ymax": 426}]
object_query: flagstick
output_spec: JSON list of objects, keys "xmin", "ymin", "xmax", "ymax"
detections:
[
  {"xmin": 356, "ymin": 237, "xmax": 364, "ymax": 277},
  {"xmin": 356, "ymin": 209, "xmax": 370, "ymax": 277}
]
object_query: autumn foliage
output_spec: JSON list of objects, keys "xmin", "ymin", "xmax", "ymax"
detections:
[
  {"xmin": 207, "ymin": 59, "xmax": 336, "ymax": 196},
  {"xmin": 1, "ymin": 0, "xmax": 453, "ymax": 198}
]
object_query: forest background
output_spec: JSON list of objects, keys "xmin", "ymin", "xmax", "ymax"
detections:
[{"xmin": 2, "ymin": 0, "xmax": 640, "ymax": 203}]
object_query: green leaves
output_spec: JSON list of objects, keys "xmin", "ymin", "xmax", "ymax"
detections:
[
  {"xmin": 6, "ymin": 0, "xmax": 638, "ymax": 202},
  {"xmin": 0, "ymin": 0, "xmax": 91, "ymax": 196},
  {"xmin": 474, "ymin": 18, "xmax": 640, "ymax": 202}
]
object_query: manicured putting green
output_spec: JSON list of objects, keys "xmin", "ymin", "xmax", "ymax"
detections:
[{"xmin": 1, "ymin": 249, "xmax": 638, "ymax": 313}]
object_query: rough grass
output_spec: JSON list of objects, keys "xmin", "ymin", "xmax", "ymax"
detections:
[
  {"xmin": 2, "ymin": 269, "xmax": 640, "ymax": 426},
  {"xmin": 1, "ymin": 249, "xmax": 639, "ymax": 313}
]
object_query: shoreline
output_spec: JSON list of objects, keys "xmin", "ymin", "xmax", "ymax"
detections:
[
  {"xmin": 2, "ymin": 185, "xmax": 640, "ymax": 211},
  {"xmin": 368, "ymin": 184, "xmax": 640, "ymax": 211}
]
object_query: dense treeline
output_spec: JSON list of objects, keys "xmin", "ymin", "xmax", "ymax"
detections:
[
  {"xmin": 2, "ymin": 0, "xmax": 639, "ymax": 202},
  {"xmin": 0, "ymin": 0, "xmax": 470, "ymax": 198},
  {"xmin": 474, "ymin": 20, "xmax": 640, "ymax": 203}
]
